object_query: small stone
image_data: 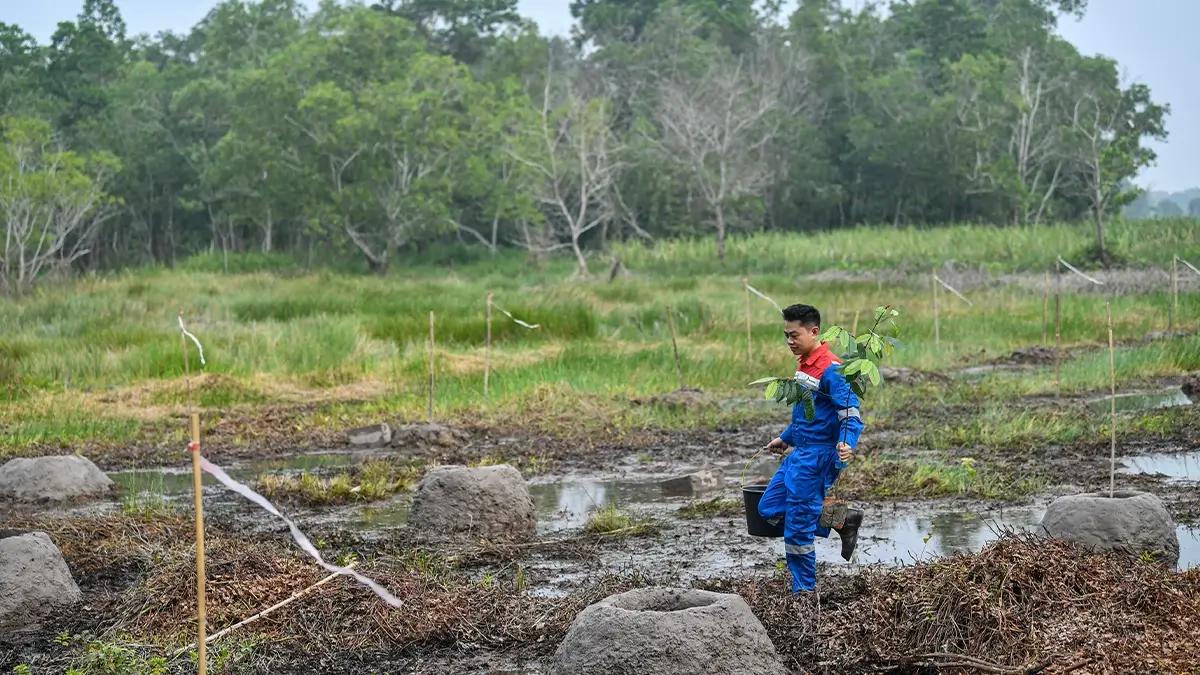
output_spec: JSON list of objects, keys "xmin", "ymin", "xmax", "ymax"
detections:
[
  {"xmin": 0, "ymin": 531, "xmax": 82, "ymax": 638},
  {"xmin": 660, "ymin": 468, "xmax": 721, "ymax": 497},
  {"xmin": 0, "ymin": 455, "xmax": 114, "ymax": 502},
  {"xmin": 347, "ymin": 423, "xmax": 392, "ymax": 447}
]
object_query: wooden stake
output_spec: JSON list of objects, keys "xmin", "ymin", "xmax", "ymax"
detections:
[
  {"xmin": 1106, "ymin": 300, "xmax": 1116, "ymax": 498},
  {"xmin": 932, "ymin": 269, "xmax": 940, "ymax": 347},
  {"xmin": 179, "ymin": 317, "xmax": 207, "ymax": 675},
  {"xmin": 743, "ymin": 278, "xmax": 752, "ymax": 364},
  {"xmin": 1171, "ymin": 256, "xmax": 1179, "ymax": 332},
  {"xmin": 1054, "ymin": 261, "xmax": 1063, "ymax": 398},
  {"xmin": 1041, "ymin": 271, "xmax": 1049, "ymax": 344},
  {"xmin": 189, "ymin": 412, "xmax": 207, "ymax": 675},
  {"xmin": 665, "ymin": 306, "xmax": 684, "ymax": 390},
  {"xmin": 851, "ymin": 309, "xmax": 860, "ymax": 336},
  {"xmin": 427, "ymin": 311, "xmax": 435, "ymax": 423},
  {"xmin": 484, "ymin": 292, "xmax": 493, "ymax": 398}
]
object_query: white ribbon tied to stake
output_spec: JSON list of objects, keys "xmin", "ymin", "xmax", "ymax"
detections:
[
  {"xmin": 493, "ymin": 303, "xmax": 541, "ymax": 329},
  {"xmin": 1057, "ymin": 255, "xmax": 1105, "ymax": 286},
  {"xmin": 176, "ymin": 316, "xmax": 402, "ymax": 608},
  {"xmin": 178, "ymin": 315, "xmax": 207, "ymax": 366},
  {"xmin": 932, "ymin": 274, "xmax": 973, "ymax": 306},
  {"xmin": 197, "ymin": 456, "xmax": 403, "ymax": 608},
  {"xmin": 744, "ymin": 282, "xmax": 782, "ymax": 312}
]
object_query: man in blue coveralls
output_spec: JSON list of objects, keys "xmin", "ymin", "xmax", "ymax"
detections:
[{"xmin": 759, "ymin": 303, "xmax": 864, "ymax": 593}]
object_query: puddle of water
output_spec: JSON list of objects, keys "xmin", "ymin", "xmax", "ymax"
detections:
[
  {"xmin": 815, "ymin": 506, "xmax": 1200, "ymax": 572},
  {"xmin": 357, "ymin": 497, "xmax": 411, "ymax": 528},
  {"xmin": 1087, "ymin": 387, "xmax": 1192, "ymax": 414},
  {"xmin": 1119, "ymin": 450, "xmax": 1200, "ymax": 481},
  {"xmin": 1180, "ymin": 527, "xmax": 1200, "ymax": 571},
  {"xmin": 108, "ymin": 452, "xmax": 359, "ymax": 499},
  {"xmin": 829, "ymin": 506, "xmax": 1047, "ymax": 566},
  {"xmin": 528, "ymin": 479, "xmax": 677, "ymax": 531}
]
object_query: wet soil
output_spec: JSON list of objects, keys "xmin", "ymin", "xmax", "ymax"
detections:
[{"xmin": 5, "ymin": 370, "xmax": 1200, "ymax": 673}]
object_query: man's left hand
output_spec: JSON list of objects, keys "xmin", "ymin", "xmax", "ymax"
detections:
[{"xmin": 837, "ymin": 442, "xmax": 855, "ymax": 463}]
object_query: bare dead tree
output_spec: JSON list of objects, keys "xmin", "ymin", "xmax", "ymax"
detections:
[
  {"xmin": 1, "ymin": 128, "xmax": 117, "ymax": 294},
  {"xmin": 1009, "ymin": 46, "xmax": 1064, "ymax": 226},
  {"xmin": 509, "ymin": 67, "xmax": 623, "ymax": 279},
  {"xmin": 652, "ymin": 48, "xmax": 802, "ymax": 260}
]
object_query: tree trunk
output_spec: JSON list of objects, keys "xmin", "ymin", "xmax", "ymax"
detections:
[
  {"xmin": 262, "ymin": 206, "xmax": 273, "ymax": 253},
  {"xmin": 571, "ymin": 234, "xmax": 590, "ymax": 278},
  {"xmin": 1094, "ymin": 210, "xmax": 1106, "ymax": 261},
  {"xmin": 366, "ymin": 255, "xmax": 389, "ymax": 276},
  {"xmin": 715, "ymin": 208, "xmax": 727, "ymax": 261}
]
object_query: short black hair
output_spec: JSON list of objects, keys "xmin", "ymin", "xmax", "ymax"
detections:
[{"xmin": 782, "ymin": 303, "xmax": 820, "ymax": 327}]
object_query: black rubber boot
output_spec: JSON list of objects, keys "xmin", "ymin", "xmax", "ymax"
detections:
[{"xmin": 833, "ymin": 509, "xmax": 863, "ymax": 561}]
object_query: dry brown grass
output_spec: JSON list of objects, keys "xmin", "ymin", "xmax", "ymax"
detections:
[{"xmin": 713, "ymin": 534, "xmax": 1200, "ymax": 674}]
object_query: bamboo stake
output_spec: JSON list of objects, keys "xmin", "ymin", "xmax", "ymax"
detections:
[
  {"xmin": 931, "ymin": 269, "xmax": 940, "ymax": 347},
  {"xmin": 1171, "ymin": 256, "xmax": 1179, "ymax": 332},
  {"xmin": 851, "ymin": 309, "xmax": 860, "ymax": 336},
  {"xmin": 484, "ymin": 292, "xmax": 493, "ymax": 398},
  {"xmin": 1106, "ymin": 301, "xmax": 1116, "ymax": 498},
  {"xmin": 1041, "ymin": 271, "xmax": 1049, "ymax": 344},
  {"xmin": 743, "ymin": 277, "xmax": 752, "ymax": 364},
  {"xmin": 1054, "ymin": 261, "xmax": 1062, "ymax": 398},
  {"xmin": 665, "ymin": 306, "xmax": 684, "ymax": 390},
  {"xmin": 427, "ymin": 311, "xmax": 435, "ymax": 423},
  {"xmin": 180, "ymin": 316, "xmax": 207, "ymax": 675}
]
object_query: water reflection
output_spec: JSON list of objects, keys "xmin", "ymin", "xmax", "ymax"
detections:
[
  {"xmin": 528, "ymin": 480, "xmax": 669, "ymax": 530},
  {"xmin": 818, "ymin": 506, "xmax": 1199, "ymax": 571},
  {"xmin": 1120, "ymin": 451, "xmax": 1200, "ymax": 481},
  {"xmin": 108, "ymin": 452, "xmax": 359, "ymax": 498},
  {"xmin": 1087, "ymin": 387, "xmax": 1192, "ymax": 414}
]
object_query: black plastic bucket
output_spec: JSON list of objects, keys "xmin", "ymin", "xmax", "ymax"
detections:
[{"xmin": 742, "ymin": 484, "xmax": 784, "ymax": 538}]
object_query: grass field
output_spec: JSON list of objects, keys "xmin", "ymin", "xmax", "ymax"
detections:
[{"xmin": 1, "ymin": 219, "xmax": 1198, "ymax": 458}]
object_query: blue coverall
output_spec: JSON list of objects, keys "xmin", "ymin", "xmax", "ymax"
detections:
[{"xmin": 757, "ymin": 343, "xmax": 864, "ymax": 592}]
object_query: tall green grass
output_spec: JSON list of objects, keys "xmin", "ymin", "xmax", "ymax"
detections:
[
  {"xmin": 1, "ymin": 221, "xmax": 1197, "ymax": 454},
  {"xmin": 614, "ymin": 218, "xmax": 1200, "ymax": 276}
]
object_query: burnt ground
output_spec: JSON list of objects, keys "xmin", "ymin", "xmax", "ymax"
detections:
[{"xmin": 2, "ymin": 363, "xmax": 1199, "ymax": 673}]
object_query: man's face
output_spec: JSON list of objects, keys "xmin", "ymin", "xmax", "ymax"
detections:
[{"xmin": 784, "ymin": 320, "xmax": 821, "ymax": 357}]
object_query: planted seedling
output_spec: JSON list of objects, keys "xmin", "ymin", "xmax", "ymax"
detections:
[{"xmin": 749, "ymin": 305, "xmax": 901, "ymax": 417}]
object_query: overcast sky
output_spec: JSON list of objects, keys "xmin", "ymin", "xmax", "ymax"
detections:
[{"xmin": 4, "ymin": 0, "xmax": 1196, "ymax": 191}]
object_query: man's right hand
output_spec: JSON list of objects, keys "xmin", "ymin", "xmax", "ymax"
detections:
[{"xmin": 766, "ymin": 437, "xmax": 789, "ymax": 455}]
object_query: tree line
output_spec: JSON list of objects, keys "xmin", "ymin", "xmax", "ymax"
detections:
[{"xmin": 0, "ymin": 0, "xmax": 1169, "ymax": 290}]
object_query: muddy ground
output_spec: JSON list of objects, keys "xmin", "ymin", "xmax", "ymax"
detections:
[{"xmin": 2, "ymin": 367, "xmax": 1199, "ymax": 673}]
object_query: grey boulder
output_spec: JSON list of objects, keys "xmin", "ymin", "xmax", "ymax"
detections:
[
  {"xmin": 660, "ymin": 467, "xmax": 722, "ymax": 497},
  {"xmin": 409, "ymin": 464, "xmax": 536, "ymax": 541},
  {"xmin": 0, "ymin": 531, "xmax": 82, "ymax": 639},
  {"xmin": 0, "ymin": 455, "xmax": 114, "ymax": 502},
  {"xmin": 347, "ymin": 423, "xmax": 392, "ymax": 447},
  {"xmin": 1041, "ymin": 490, "xmax": 1179, "ymax": 566},
  {"xmin": 550, "ymin": 587, "xmax": 786, "ymax": 675}
]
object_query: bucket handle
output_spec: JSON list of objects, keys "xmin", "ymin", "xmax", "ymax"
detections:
[{"xmin": 740, "ymin": 446, "xmax": 769, "ymax": 487}]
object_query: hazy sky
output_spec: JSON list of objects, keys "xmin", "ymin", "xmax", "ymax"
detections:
[{"xmin": 4, "ymin": 0, "xmax": 1196, "ymax": 191}]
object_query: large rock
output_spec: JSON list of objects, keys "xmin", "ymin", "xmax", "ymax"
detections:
[
  {"xmin": 660, "ymin": 468, "xmax": 721, "ymax": 497},
  {"xmin": 1041, "ymin": 490, "xmax": 1179, "ymax": 566},
  {"xmin": 0, "ymin": 455, "xmax": 114, "ymax": 502},
  {"xmin": 391, "ymin": 423, "xmax": 468, "ymax": 450},
  {"xmin": 0, "ymin": 531, "xmax": 82, "ymax": 638},
  {"xmin": 410, "ymin": 465, "xmax": 536, "ymax": 541},
  {"xmin": 347, "ymin": 423, "xmax": 392, "ymax": 447},
  {"xmin": 550, "ymin": 587, "xmax": 786, "ymax": 675}
]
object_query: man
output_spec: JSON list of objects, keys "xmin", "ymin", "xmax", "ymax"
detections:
[{"xmin": 758, "ymin": 303, "xmax": 864, "ymax": 593}]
